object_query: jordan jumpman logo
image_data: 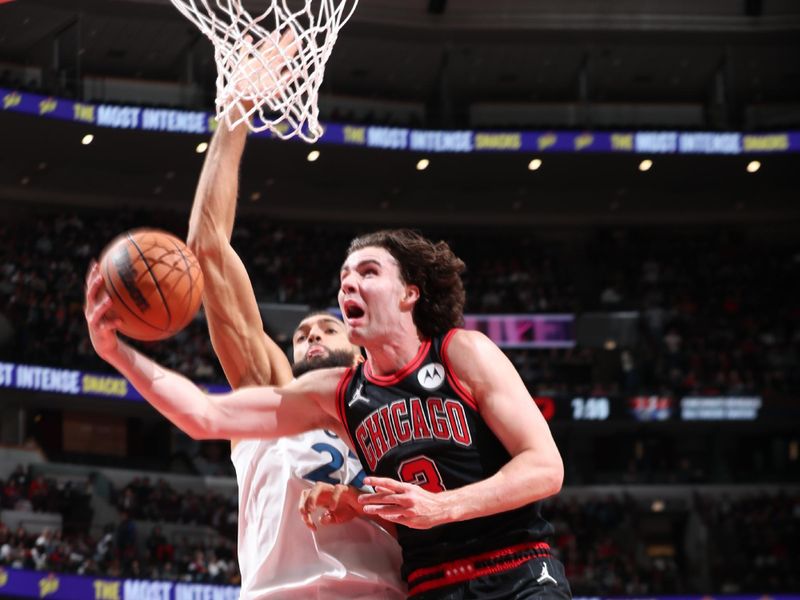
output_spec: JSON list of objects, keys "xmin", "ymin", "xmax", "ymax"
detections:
[{"xmin": 537, "ymin": 562, "xmax": 557, "ymax": 585}]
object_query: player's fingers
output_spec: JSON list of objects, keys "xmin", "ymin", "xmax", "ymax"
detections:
[
  {"xmin": 85, "ymin": 259, "xmax": 98, "ymax": 282},
  {"xmin": 256, "ymin": 30, "xmax": 283, "ymax": 63},
  {"xmin": 363, "ymin": 505, "xmax": 412, "ymax": 520},
  {"xmin": 373, "ymin": 484, "xmax": 400, "ymax": 494},
  {"xmin": 84, "ymin": 261, "xmax": 99, "ymax": 297},
  {"xmin": 358, "ymin": 491, "xmax": 409, "ymax": 508},
  {"xmin": 264, "ymin": 29, "xmax": 298, "ymax": 75},
  {"xmin": 364, "ymin": 477, "xmax": 412, "ymax": 494},
  {"xmin": 275, "ymin": 66, "xmax": 299, "ymax": 94},
  {"xmin": 356, "ymin": 491, "xmax": 389, "ymax": 504},
  {"xmin": 362, "ymin": 492, "xmax": 412, "ymax": 508},
  {"xmin": 329, "ymin": 484, "xmax": 347, "ymax": 509},
  {"xmin": 236, "ymin": 34, "xmax": 255, "ymax": 63},
  {"xmin": 309, "ymin": 482, "xmax": 336, "ymax": 509},
  {"xmin": 363, "ymin": 477, "xmax": 410, "ymax": 493},
  {"xmin": 85, "ymin": 282, "xmax": 102, "ymax": 321},
  {"xmin": 320, "ymin": 511, "xmax": 335, "ymax": 525},
  {"xmin": 298, "ymin": 488, "xmax": 309, "ymax": 511},
  {"xmin": 87, "ymin": 264, "xmax": 107, "ymax": 305},
  {"xmin": 89, "ymin": 295, "xmax": 114, "ymax": 330},
  {"xmin": 99, "ymin": 316, "xmax": 118, "ymax": 333},
  {"xmin": 305, "ymin": 482, "xmax": 337, "ymax": 515},
  {"xmin": 301, "ymin": 486, "xmax": 318, "ymax": 512},
  {"xmin": 297, "ymin": 489, "xmax": 317, "ymax": 531},
  {"xmin": 277, "ymin": 27, "xmax": 299, "ymax": 60}
]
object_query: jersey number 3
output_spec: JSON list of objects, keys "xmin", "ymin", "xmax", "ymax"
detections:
[{"xmin": 398, "ymin": 456, "xmax": 445, "ymax": 493}]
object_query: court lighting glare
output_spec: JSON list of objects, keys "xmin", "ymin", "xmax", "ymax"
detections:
[
  {"xmin": 196, "ymin": 142, "xmax": 209, "ymax": 154},
  {"xmin": 528, "ymin": 158, "xmax": 542, "ymax": 171},
  {"xmin": 307, "ymin": 150, "xmax": 320, "ymax": 162},
  {"xmin": 639, "ymin": 159, "xmax": 653, "ymax": 172},
  {"xmin": 416, "ymin": 158, "xmax": 430, "ymax": 171},
  {"xmin": 81, "ymin": 134, "xmax": 94, "ymax": 145},
  {"xmin": 746, "ymin": 160, "xmax": 761, "ymax": 173}
]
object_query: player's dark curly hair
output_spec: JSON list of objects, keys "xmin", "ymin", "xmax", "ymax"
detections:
[{"xmin": 347, "ymin": 229, "xmax": 466, "ymax": 338}]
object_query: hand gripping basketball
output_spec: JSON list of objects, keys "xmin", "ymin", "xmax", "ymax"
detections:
[
  {"xmin": 84, "ymin": 261, "xmax": 122, "ymax": 361},
  {"xmin": 98, "ymin": 229, "xmax": 204, "ymax": 341}
]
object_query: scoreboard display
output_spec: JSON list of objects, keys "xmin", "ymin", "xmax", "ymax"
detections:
[{"xmin": 533, "ymin": 394, "xmax": 782, "ymax": 423}]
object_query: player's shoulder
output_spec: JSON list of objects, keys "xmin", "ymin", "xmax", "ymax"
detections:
[
  {"xmin": 290, "ymin": 366, "xmax": 352, "ymax": 397},
  {"xmin": 444, "ymin": 328, "xmax": 497, "ymax": 360},
  {"xmin": 442, "ymin": 329, "xmax": 507, "ymax": 392}
]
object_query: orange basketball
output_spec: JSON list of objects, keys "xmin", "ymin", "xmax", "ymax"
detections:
[{"xmin": 99, "ymin": 228, "xmax": 204, "ymax": 341}]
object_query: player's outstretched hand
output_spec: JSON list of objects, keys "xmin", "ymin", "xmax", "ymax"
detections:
[
  {"xmin": 298, "ymin": 482, "xmax": 361, "ymax": 531},
  {"xmin": 359, "ymin": 477, "xmax": 453, "ymax": 530},
  {"xmin": 84, "ymin": 261, "xmax": 123, "ymax": 360},
  {"xmin": 228, "ymin": 28, "xmax": 300, "ymax": 115}
]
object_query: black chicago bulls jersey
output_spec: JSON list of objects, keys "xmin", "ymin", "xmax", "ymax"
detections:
[{"xmin": 336, "ymin": 329, "xmax": 554, "ymax": 580}]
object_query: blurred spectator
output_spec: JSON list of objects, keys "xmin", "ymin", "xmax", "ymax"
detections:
[
  {"xmin": 116, "ymin": 511, "xmax": 137, "ymax": 564},
  {"xmin": 146, "ymin": 525, "xmax": 173, "ymax": 564}
]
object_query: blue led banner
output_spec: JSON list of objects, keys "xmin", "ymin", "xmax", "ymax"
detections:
[
  {"xmin": 0, "ymin": 567, "xmax": 240, "ymax": 600},
  {"xmin": 0, "ymin": 568, "xmax": 797, "ymax": 600},
  {"xmin": 0, "ymin": 361, "xmax": 229, "ymax": 402},
  {"xmin": 2, "ymin": 87, "xmax": 798, "ymax": 155}
]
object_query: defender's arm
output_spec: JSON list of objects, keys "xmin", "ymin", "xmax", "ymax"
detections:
[{"xmin": 186, "ymin": 122, "xmax": 292, "ymax": 392}]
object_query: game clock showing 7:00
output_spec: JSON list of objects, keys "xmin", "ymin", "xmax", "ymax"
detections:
[{"xmin": 570, "ymin": 396, "xmax": 611, "ymax": 421}]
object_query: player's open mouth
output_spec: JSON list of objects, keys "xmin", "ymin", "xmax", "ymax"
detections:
[{"xmin": 343, "ymin": 301, "xmax": 365, "ymax": 320}]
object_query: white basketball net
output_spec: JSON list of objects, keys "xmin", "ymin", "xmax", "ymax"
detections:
[{"xmin": 169, "ymin": 0, "xmax": 358, "ymax": 143}]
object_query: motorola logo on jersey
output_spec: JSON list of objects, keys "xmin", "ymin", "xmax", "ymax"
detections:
[
  {"xmin": 354, "ymin": 397, "xmax": 473, "ymax": 470},
  {"xmin": 417, "ymin": 362, "xmax": 445, "ymax": 390}
]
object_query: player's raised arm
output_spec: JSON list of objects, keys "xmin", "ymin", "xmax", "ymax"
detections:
[
  {"xmin": 186, "ymin": 29, "xmax": 300, "ymax": 391},
  {"xmin": 186, "ymin": 113, "xmax": 293, "ymax": 391},
  {"xmin": 186, "ymin": 113, "xmax": 287, "ymax": 392},
  {"xmin": 84, "ymin": 261, "xmax": 342, "ymax": 440}
]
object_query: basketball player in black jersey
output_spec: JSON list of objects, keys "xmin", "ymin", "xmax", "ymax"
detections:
[{"xmin": 84, "ymin": 229, "xmax": 570, "ymax": 599}]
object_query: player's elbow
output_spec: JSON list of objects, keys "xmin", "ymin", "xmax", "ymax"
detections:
[
  {"xmin": 543, "ymin": 455, "xmax": 564, "ymax": 497},
  {"xmin": 183, "ymin": 417, "xmax": 214, "ymax": 441},
  {"xmin": 185, "ymin": 427, "xmax": 213, "ymax": 441},
  {"xmin": 183, "ymin": 395, "xmax": 223, "ymax": 441}
]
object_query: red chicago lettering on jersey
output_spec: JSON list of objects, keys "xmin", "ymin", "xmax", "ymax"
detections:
[
  {"xmin": 379, "ymin": 404, "xmax": 398, "ymax": 448},
  {"xmin": 391, "ymin": 400, "xmax": 412, "ymax": 443},
  {"xmin": 409, "ymin": 398, "xmax": 432, "ymax": 440},
  {"xmin": 446, "ymin": 399, "xmax": 472, "ymax": 446},
  {"xmin": 356, "ymin": 424, "xmax": 378, "ymax": 470},
  {"xmin": 353, "ymin": 397, "xmax": 473, "ymax": 470},
  {"xmin": 367, "ymin": 413, "xmax": 388, "ymax": 458},
  {"xmin": 427, "ymin": 397, "xmax": 450, "ymax": 440}
]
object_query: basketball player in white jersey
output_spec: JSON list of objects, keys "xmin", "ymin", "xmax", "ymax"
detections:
[{"xmin": 182, "ymin": 29, "xmax": 404, "ymax": 599}]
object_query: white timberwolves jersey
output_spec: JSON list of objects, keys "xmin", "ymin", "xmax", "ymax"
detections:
[{"xmin": 231, "ymin": 430, "xmax": 405, "ymax": 599}]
